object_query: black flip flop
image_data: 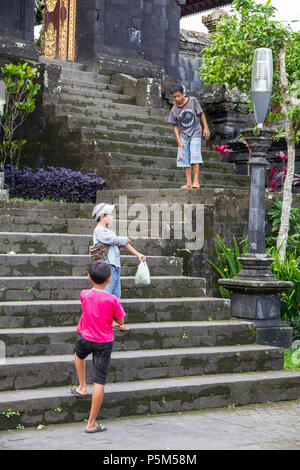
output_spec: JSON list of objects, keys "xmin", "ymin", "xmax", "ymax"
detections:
[
  {"xmin": 70, "ymin": 386, "xmax": 89, "ymax": 398},
  {"xmin": 85, "ymin": 424, "xmax": 107, "ymax": 434}
]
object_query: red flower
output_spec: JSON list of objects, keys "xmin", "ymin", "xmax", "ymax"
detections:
[
  {"xmin": 212, "ymin": 144, "xmax": 233, "ymax": 161},
  {"xmin": 276, "ymin": 151, "xmax": 288, "ymax": 162},
  {"xmin": 266, "ymin": 166, "xmax": 286, "ymax": 192}
]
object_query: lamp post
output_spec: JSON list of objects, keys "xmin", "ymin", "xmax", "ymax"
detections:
[{"xmin": 219, "ymin": 48, "xmax": 293, "ymax": 348}]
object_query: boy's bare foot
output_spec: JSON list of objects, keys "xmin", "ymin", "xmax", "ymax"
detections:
[
  {"xmin": 192, "ymin": 182, "xmax": 200, "ymax": 188},
  {"xmin": 180, "ymin": 184, "xmax": 192, "ymax": 189}
]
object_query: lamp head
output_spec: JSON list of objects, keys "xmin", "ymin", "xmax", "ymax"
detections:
[{"xmin": 251, "ymin": 48, "xmax": 273, "ymax": 128}]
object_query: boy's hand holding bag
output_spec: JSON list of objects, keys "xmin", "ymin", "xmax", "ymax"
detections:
[{"xmin": 135, "ymin": 261, "xmax": 151, "ymax": 285}]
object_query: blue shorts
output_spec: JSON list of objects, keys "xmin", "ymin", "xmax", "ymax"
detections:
[
  {"xmin": 104, "ymin": 264, "xmax": 121, "ymax": 299},
  {"xmin": 177, "ymin": 137, "xmax": 203, "ymax": 168}
]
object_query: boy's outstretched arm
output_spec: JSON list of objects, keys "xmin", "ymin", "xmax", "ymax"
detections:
[{"xmin": 124, "ymin": 242, "xmax": 146, "ymax": 262}]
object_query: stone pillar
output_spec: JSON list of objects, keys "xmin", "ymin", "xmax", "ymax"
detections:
[
  {"xmin": 201, "ymin": 85, "xmax": 253, "ymax": 143},
  {"xmin": 202, "ymin": 9, "xmax": 230, "ymax": 34},
  {"xmin": 0, "ymin": 0, "xmax": 39, "ymax": 66},
  {"xmin": 219, "ymin": 128, "xmax": 293, "ymax": 348},
  {"xmin": 76, "ymin": 0, "xmax": 181, "ymax": 79}
]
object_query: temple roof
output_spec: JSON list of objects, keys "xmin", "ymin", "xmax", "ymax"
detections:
[{"xmin": 181, "ymin": 0, "xmax": 233, "ymax": 17}]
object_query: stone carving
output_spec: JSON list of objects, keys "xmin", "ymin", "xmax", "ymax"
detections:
[
  {"xmin": 68, "ymin": 0, "xmax": 76, "ymax": 61},
  {"xmin": 59, "ymin": 1, "xmax": 68, "ymax": 61},
  {"xmin": 46, "ymin": 0, "xmax": 58, "ymax": 13},
  {"xmin": 44, "ymin": 22, "xmax": 57, "ymax": 58}
]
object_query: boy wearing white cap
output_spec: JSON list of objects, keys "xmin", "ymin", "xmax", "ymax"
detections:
[{"xmin": 92, "ymin": 203, "xmax": 146, "ymax": 299}]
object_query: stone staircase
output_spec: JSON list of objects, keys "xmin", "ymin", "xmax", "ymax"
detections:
[
  {"xmin": 0, "ymin": 200, "xmax": 300, "ymax": 430},
  {"xmin": 0, "ymin": 61, "xmax": 299, "ymax": 431},
  {"xmin": 41, "ymin": 59, "xmax": 250, "ymax": 191}
]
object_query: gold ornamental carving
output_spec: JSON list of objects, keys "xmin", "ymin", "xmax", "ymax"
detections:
[
  {"xmin": 68, "ymin": 0, "xmax": 76, "ymax": 61},
  {"xmin": 59, "ymin": 0, "xmax": 68, "ymax": 61},
  {"xmin": 45, "ymin": 0, "xmax": 58, "ymax": 13},
  {"xmin": 44, "ymin": 22, "xmax": 57, "ymax": 58}
]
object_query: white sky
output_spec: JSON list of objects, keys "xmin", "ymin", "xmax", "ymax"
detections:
[{"xmin": 180, "ymin": 0, "xmax": 300, "ymax": 32}]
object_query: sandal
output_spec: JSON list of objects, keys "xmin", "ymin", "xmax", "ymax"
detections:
[
  {"xmin": 70, "ymin": 386, "xmax": 89, "ymax": 398},
  {"xmin": 85, "ymin": 424, "xmax": 107, "ymax": 434},
  {"xmin": 180, "ymin": 184, "xmax": 192, "ymax": 189},
  {"xmin": 192, "ymin": 183, "xmax": 200, "ymax": 189}
]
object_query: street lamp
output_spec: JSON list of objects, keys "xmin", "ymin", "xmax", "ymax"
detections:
[
  {"xmin": 218, "ymin": 48, "xmax": 293, "ymax": 347},
  {"xmin": 251, "ymin": 48, "xmax": 273, "ymax": 128}
]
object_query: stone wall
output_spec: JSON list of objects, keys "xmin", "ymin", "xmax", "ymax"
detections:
[
  {"xmin": 0, "ymin": 0, "xmax": 38, "ymax": 64},
  {"xmin": 76, "ymin": 0, "xmax": 181, "ymax": 80},
  {"xmin": 178, "ymin": 29, "xmax": 210, "ymax": 99}
]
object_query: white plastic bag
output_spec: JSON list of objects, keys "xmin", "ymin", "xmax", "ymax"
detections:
[{"xmin": 135, "ymin": 261, "xmax": 151, "ymax": 285}]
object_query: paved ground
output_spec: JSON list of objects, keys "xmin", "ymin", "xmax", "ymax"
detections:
[{"xmin": 0, "ymin": 399, "xmax": 299, "ymax": 451}]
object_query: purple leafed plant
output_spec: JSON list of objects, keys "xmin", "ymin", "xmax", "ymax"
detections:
[{"xmin": 4, "ymin": 166, "xmax": 106, "ymax": 203}]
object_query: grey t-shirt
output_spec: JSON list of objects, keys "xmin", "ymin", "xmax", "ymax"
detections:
[{"xmin": 168, "ymin": 96, "xmax": 203, "ymax": 140}]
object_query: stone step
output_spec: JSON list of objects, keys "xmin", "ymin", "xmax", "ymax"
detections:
[
  {"xmin": 58, "ymin": 77, "xmax": 122, "ymax": 93},
  {"xmin": 0, "ymin": 201, "xmax": 86, "ymax": 219},
  {"xmin": 0, "ymin": 232, "xmax": 175, "ymax": 255},
  {"xmin": 86, "ymin": 139, "xmax": 178, "ymax": 158},
  {"xmin": 116, "ymin": 166, "xmax": 249, "ymax": 185},
  {"xmin": 109, "ymin": 152, "xmax": 235, "ymax": 173},
  {"xmin": 1, "ymin": 370, "xmax": 300, "ymax": 429},
  {"xmin": 60, "ymin": 89, "xmax": 136, "ymax": 105},
  {"xmin": 0, "ymin": 254, "xmax": 183, "ymax": 277},
  {"xmin": 46, "ymin": 92, "xmax": 135, "ymax": 109},
  {"xmin": 54, "ymin": 104, "xmax": 168, "ymax": 125},
  {"xmin": 116, "ymin": 180, "xmax": 250, "ymax": 191},
  {"xmin": 0, "ymin": 216, "xmax": 70, "ymax": 234},
  {"xmin": 66, "ymin": 115, "xmax": 175, "ymax": 137},
  {"xmin": 0, "ymin": 297, "xmax": 230, "ymax": 328},
  {"xmin": 0, "ymin": 215, "xmax": 186, "ymax": 235},
  {"xmin": 0, "ymin": 276, "xmax": 206, "ymax": 301},
  {"xmin": 40, "ymin": 57, "xmax": 86, "ymax": 71},
  {"xmin": 0, "ymin": 320, "xmax": 255, "ymax": 357},
  {"xmin": 96, "ymin": 187, "xmax": 251, "ymax": 206},
  {"xmin": 55, "ymin": 94, "xmax": 151, "ymax": 115},
  {"xmin": 59, "ymin": 69, "xmax": 111, "ymax": 84},
  {"xmin": 0, "ymin": 344, "xmax": 283, "ymax": 391},
  {"xmin": 81, "ymin": 127, "xmax": 177, "ymax": 147},
  {"xmin": 60, "ymin": 86, "xmax": 130, "ymax": 102}
]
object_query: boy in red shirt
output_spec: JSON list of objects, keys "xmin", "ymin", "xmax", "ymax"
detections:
[{"xmin": 71, "ymin": 261, "xmax": 128, "ymax": 433}]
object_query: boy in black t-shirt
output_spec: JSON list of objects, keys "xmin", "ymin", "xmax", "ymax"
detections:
[{"xmin": 168, "ymin": 85, "xmax": 210, "ymax": 189}]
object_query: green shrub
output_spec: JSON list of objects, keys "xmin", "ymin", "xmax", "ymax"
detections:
[
  {"xmin": 208, "ymin": 234, "xmax": 248, "ymax": 298},
  {"xmin": 208, "ymin": 230, "xmax": 299, "ymax": 339},
  {"xmin": 269, "ymin": 248, "xmax": 300, "ymax": 339},
  {"xmin": 266, "ymin": 198, "xmax": 300, "ymax": 257},
  {"xmin": 0, "ymin": 62, "xmax": 40, "ymax": 168}
]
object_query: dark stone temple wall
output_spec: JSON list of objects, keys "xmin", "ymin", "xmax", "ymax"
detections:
[
  {"xmin": 76, "ymin": 0, "xmax": 181, "ymax": 79},
  {"xmin": 0, "ymin": 0, "xmax": 38, "ymax": 64}
]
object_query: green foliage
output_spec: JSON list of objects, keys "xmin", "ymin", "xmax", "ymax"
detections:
[
  {"xmin": 208, "ymin": 234, "xmax": 248, "ymax": 298},
  {"xmin": 200, "ymin": 0, "xmax": 299, "ymax": 128},
  {"xmin": 266, "ymin": 199, "xmax": 300, "ymax": 256},
  {"xmin": 284, "ymin": 346, "xmax": 300, "ymax": 370},
  {"xmin": 268, "ymin": 247, "xmax": 300, "ymax": 339},
  {"xmin": 208, "ymin": 199, "xmax": 299, "ymax": 339},
  {"xmin": 0, "ymin": 62, "xmax": 40, "ymax": 168}
]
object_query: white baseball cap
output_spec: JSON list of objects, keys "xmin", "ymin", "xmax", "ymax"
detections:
[{"xmin": 92, "ymin": 203, "xmax": 116, "ymax": 220}]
